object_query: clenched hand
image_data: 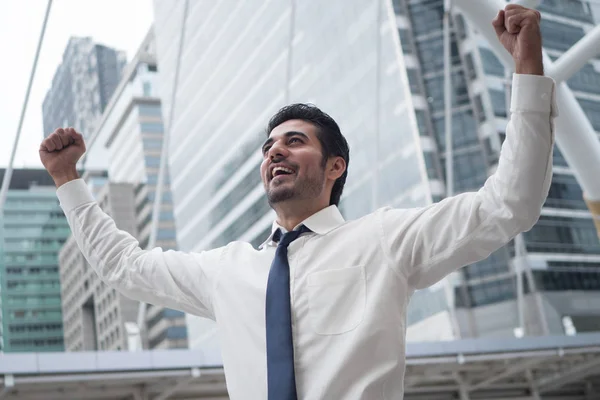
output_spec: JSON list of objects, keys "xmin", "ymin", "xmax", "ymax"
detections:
[
  {"xmin": 39, "ymin": 127, "xmax": 86, "ymax": 187},
  {"xmin": 493, "ymin": 4, "xmax": 544, "ymax": 75}
]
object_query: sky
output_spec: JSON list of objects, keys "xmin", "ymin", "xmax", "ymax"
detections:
[{"xmin": 0, "ymin": 0, "xmax": 154, "ymax": 169}]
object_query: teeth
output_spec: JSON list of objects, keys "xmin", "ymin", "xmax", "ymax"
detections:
[{"xmin": 272, "ymin": 167, "xmax": 294, "ymax": 176}]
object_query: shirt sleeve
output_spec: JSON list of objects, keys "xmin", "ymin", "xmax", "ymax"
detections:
[
  {"xmin": 379, "ymin": 74, "xmax": 557, "ymax": 290},
  {"xmin": 57, "ymin": 179, "xmax": 221, "ymax": 319}
]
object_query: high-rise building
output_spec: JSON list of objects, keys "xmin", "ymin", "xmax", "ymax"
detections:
[
  {"xmin": 151, "ymin": 0, "xmax": 600, "ymax": 346},
  {"xmin": 59, "ymin": 29, "xmax": 187, "ymax": 351},
  {"xmin": 42, "ymin": 37, "xmax": 127, "ymax": 138},
  {"xmin": 0, "ymin": 169, "xmax": 69, "ymax": 352}
]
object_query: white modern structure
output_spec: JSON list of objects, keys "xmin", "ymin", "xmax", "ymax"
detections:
[{"xmin": 0, "ymin": 333, "xmax": 600, "ymax": 399}]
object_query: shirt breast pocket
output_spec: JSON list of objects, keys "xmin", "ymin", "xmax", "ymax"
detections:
[{"xmin": 307, "ymin": 265, "xmax": 366, "ymax": 335}]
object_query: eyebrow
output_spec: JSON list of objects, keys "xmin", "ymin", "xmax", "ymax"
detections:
[{"xmin": 261, "ymin": 131, "xmax": 310, "ymax": 152}]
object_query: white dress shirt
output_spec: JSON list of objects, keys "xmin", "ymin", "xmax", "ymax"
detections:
[{"xmin": 57, "ymin": 74, "xmax": 556, "ymax": 399}]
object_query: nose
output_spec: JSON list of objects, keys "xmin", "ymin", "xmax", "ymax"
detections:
[{"xmin": 267, "ymin": 140, "xmax": 289, "ymax": 161}]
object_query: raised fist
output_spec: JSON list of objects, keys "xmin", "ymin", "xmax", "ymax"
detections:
[
  {"xmin": 492, "ymin": 4, "xmax": 543, "ymax": 75},
  {"xmin": 39, "ymin": 127, "xmax": 86, "ymax": 184}
]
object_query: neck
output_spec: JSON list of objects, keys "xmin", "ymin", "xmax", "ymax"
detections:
[{"xmin": 274, "ymin": 199, "xmax": 330, "ymax": 231}]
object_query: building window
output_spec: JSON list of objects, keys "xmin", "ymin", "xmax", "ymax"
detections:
[
  {"xmin": 423, "ymin": 151, "xmax": 439, "ymax": 179},
  {"xmin": 143, "ymin": 81, "xmax": 152, "ymax": 96},
  {"xmin": 406, "ymin": 69, "xmax": 421, "ymax": 94},
  {"xmin": 544, "ymin": 174, "xmax": 587, "ymax": 210},
  {"xmin": 473, "ymin": 95, "xmax": 486, "ymax": 122},
  {"xmin": 454, "ymin": 14, "xmax": 467, "ymax": 39},
  {"xmin": 468, "ymin": 277, "xmax": 515, "ymax": 307},
  {"xmin": 408, "ymin": 1, "xmax": 443, "ymax": 36},
  {"xmin": 140, "ymin": 122, "xmax": 164, "ymax": 134},
  {"xmin": 398, "ymin": 29, "xmax": 412, "ymax": 54},
  {"xmin": 538, "ymin": 0, "xmax": 593, "ymax": 22},
  {"xmin": 479, "ymin": 48, "xmax": 504, "ymax": 77},
  {"xmin": 489, "ymin": 89, "xmax": 507, "ymax": 117},
  {"xmin": 534, "ymin": 269, "xmax": 600, "ymax": 292},
  {"xmin": 414, "ymin": 110, "xmax": 429, "ymax": 136},
  {"xmin": 568, "ymin": 65, "xmax": 600, "ymax": 95},
  {"xmin": 464, "ymin": 53, "xmax": 477, "ymax": 80},
  {"xmin": 539, "ymin": 19, "xmax": 584, "ymax": 52},
  {"xmin": 524, "ymin": 216, "xmax": 600, "ymax": 254},
  {"xmin": 392, "ymin": 0, "xmax": 405, "ymax": 14},
  {"xmin": 577, "ymin": 98, "xmax": 600, "ymax": 131}
]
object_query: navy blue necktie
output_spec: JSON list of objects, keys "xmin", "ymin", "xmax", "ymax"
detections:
[{"xmin": 266, "ymin": 226, "xmax": 310, "ymax": 400}]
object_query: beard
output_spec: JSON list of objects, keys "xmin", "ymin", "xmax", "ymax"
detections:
[{"xmin": 266, "ymin": 169, "xmax": 325, "ymax": 205}]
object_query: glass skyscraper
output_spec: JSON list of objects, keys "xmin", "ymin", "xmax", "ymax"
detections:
[
  {"xmin": 0, "ymin": 169, "xmax": 69, "ymax": 352},
  {"xmin": 152, "ymin": 0, "xmax": 600, "ymax": 345}
]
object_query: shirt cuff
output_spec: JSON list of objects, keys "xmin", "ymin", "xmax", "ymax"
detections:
[
  {"xmin": 511, "ymin": 74, "xmax": 558, "ymax": 117},
  {"xmin": 56, "ymin": 178, "xmax": 96, "ymax": 213}
]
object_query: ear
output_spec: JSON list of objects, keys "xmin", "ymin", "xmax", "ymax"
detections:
[{"xmin": 326, "ymin": 156, "xmax": 346, "ymax": 181}]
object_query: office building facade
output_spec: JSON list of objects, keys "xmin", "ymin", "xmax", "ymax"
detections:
[
  {"xmin": 42, "ymin": 37, "xmax": 127, "ymax": 138},
  {"xmin": 152, "ymin": 0, "xmax": 600, "ymax": 345},
  {"xmin": 59, "ymin": 30, "xmax": 187, "ymax": 351},
  {"xmin": 0, "ymin": 169, "xmax": 69, "ymax": 352}
]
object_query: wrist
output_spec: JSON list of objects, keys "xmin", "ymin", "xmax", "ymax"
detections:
[
  {"xmin": 52, "ymin": 169, "xmax": 80, "ymax": 188},
  {"xmin": 515, "ymin": 59, "xmax": 544, "ymax": 76}
]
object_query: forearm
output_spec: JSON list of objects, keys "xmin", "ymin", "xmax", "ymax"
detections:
[
  {"xmin": 515, "ymin": 61, "xmax": 543, "ymax": 76},
  {"xmin": 393, "ymin": 74, "xmax": 556, "ymax": 289},
  {"xmin": 487, "ymin": 74, "xmax": 555, "ymax": 226},
  {"xmin": 52, "ymin": 168, "xmax": 80, "ymax": 188},
  {"xmin": 515, "ymin": 57, "xmax": 544, "ymax": 76}
]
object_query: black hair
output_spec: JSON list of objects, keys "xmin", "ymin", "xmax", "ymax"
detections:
[{"xmin": 266, "ymin": 103, "xmax": 350, "ymax": 206}]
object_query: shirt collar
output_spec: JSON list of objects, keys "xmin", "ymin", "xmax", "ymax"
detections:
[{"xmin": 258, "ymin": 205, "xmax": 345, "ymax": 249}]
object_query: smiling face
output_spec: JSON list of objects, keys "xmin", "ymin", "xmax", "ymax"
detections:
[{"xmin": 260, "ymin": 119, "xmax": 329, "ymax": 205}]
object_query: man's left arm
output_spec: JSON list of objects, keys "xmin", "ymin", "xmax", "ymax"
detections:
[{"xmin": 378, "ymin": 5, "xmax": 557, "ymax": 289}]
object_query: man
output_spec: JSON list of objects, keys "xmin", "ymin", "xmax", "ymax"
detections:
[{"xmin": 40, "ymin": 5, "xmax": 556, "ymax": 399}]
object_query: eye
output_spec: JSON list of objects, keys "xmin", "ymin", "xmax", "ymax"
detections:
[
  {"xmin": 289, "ymin": 137, "xmax": 302, "ymax": 144},
  {"xmin": 262, "ymin": 145, "xmax": 271, "ymax": 155}
]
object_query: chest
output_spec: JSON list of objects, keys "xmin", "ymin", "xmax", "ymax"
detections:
[{"xmin": 212, "ymin": 233, "xmax": 407, "ymax": 337}]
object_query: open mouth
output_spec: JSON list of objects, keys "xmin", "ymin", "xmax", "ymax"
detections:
[{"xmin": 270, "ymin": 166, "xmax": 295, "ymax": 181}]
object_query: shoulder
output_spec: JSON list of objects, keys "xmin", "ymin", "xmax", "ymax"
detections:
[{"xmin": 219, "ymin": 239, "xmax": 267, "ymax": 259}]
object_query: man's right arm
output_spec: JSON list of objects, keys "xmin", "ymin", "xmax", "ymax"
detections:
[
  {"xmin": 40, "ymin": 128, "xmax": 218, "ymax": 318},
  {"xmin": 57, "ymin": 178, "xmax": 220, "ymax": 319}
]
